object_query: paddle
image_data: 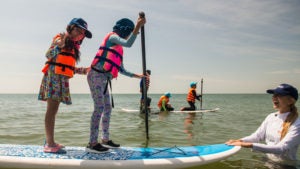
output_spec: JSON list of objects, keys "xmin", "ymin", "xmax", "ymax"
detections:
[
  {"xmin": 139, "ymin": 11, "xmax": 149, "ymax": 140},
  {"xmin": 200, "ymin": 78, "xmax": 203, "ymax": 110}
]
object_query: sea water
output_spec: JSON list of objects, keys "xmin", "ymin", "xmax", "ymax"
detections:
[{"xmin": 0, "ymin": 94, "xmax": 299, "ymax": 169}]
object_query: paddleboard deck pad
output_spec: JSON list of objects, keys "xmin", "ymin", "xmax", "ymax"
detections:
[{"xmin": 0, "ymin": 143, "xmax": 240, "ymax": 169}]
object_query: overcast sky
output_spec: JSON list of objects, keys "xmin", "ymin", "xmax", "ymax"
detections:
[{"xmin": 0, "ymin": 0, "xmax": 299, "ymax": 94}]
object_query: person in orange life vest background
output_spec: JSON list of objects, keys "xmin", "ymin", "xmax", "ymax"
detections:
[
  {"xmin": 158, "ymin": 92, "xmax": 174, "ymax": 111},
  {"xmin": 86, "ymin": 16, "xmax": 146, "ymax": 153},
  {"xmin": 38, "ymin": 18, "xmax": 92, "ymax": 153},
  {"xmin": 140, "ymin": 70, "xmax": 151, "ymax": 113},
  {"xmin": 226, "ymin": 84, "xmax": 300, "ymax": 167},
  {"xmin": 180, "ymin": 82, "xmax": 202, "ymax": 111}
]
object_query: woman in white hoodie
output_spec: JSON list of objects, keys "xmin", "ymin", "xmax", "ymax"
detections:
[{"xmin": 226, "ymin": 84, "xmax": 300, "ymax": 167}]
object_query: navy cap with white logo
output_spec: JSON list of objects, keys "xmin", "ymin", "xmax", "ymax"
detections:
[
  {"xmin": 69, "ymin": 18, "xmax": 92, "ymax": 38},
  {"xmin": 267, "ymin": 83, "xmax": 298, "ymax": 101}
]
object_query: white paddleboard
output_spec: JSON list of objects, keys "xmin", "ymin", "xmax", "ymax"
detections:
[
  {"xmin": 0, "ymin": 143, "xmax": 240, "ymax": 169},
  {"xmin": 121, "ymin": 108, "xmax": 140, "ymax": 113},
  {"xmin": 121, "ymin": 108, "xmax": 220, "ymax": 113},
  {"xmin": 171, "ymin": 108, "xmax": 220, "ymax": 113}
]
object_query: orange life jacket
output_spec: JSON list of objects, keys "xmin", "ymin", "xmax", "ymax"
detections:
[
  {"xmin": 157, "ymin": 95, "xmax": 169, "ymax": 108},
  {"xmin": 187, "ymin": 88, "xmax": 196, "ymax": 102},
  {"xmin": 42, "ymin": 35, "xmax": 76, "ymax": 78}
]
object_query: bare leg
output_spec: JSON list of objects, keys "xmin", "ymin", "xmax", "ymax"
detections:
[{"xmin": 45, "ymin": 98, "xmax": 60, "ymax": 147}]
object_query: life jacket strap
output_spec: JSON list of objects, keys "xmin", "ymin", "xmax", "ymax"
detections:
[
  {"xmin": 95, "ymin": 56, "xmax": 122, "ymax": 70},
  {"xmin": 91, "ymin": 67, "xmax": 115, "ymax": 108},
  {"xmin": 104, "ymin": 77, "xmax": 114, "ymax": 108},
  {"xmin": 46, "ymin": 61, "xmax": 75, "ymax": 72},
  {"xmin": 99, "ymin": 46, "xmax": 123, "ymax": 61},
  {"xmin": 59, "ymin": 51, "xmax": 75, "ymax": 57},
  {"xmin": 91, "ymin": 66, "xmax": 109, "ymax": 73}
]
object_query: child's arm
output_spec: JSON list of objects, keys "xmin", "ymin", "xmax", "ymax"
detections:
[
  {"xmin": 119, "ymin": 63, "xmax": 143, "ymax": 78},
  {"xmin": 161, "ymin": 100, "xmax": 167, "ymax": 111},
  {"xmin": 109, "ymin": 16, "xmax": 146, "ymax": 47},
  {"xmin": 132, "ymin": 17, "xmax": 146, "ymax": 35},
  {"xmin": 74, "ymin": 67, "xmax": 90, "ymax": 75},
  {"xmin": 109, "ymin": 34, "xmax": 137, "ymax": 47},
  {"xmin": 192, "ymin": 90, "xmax": 201, "ymax": 100}
]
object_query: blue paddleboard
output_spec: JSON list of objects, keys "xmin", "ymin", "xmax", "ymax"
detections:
[{"xmin": 0, "ymin": 143, "xmax": 240, "ymax": 169}]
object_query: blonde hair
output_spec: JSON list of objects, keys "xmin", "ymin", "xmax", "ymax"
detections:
[{"xmin": 280, "ymin": 99, "xmax": 298, "ymax": 140}]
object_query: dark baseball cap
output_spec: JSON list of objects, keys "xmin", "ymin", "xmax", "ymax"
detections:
[
  {"xmin": 69, "ymin": 18, "xmax": 92, "ymax": 38},
  {"xmin": 267, "ymin": 83, "xmax": 298, "ymax": 100}
]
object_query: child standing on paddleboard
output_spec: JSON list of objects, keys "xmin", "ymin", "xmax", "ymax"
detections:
[
  {"xmin": 140, "ymin": 69, "xmax": 151, "ymax": 113},
  {"xmin": 38, "ymin": 18, "xmax": 92, "ymax": 153},
  {"xmin": 86, "ymin": 15, "xmax": 146, "ymax": 153},
  {"xmin": 180, "ymin": 82, "xmax": 202, "ymax": 111}
]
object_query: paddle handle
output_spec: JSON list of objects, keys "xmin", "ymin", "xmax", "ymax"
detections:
[{"xmin": 139, "ymin": 11, "xmax": 145, "ymax": 18}]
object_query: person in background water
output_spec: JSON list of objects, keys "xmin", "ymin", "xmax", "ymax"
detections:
[
  {"xmin": 86, "ymin": 15, "xmax": 146, "ymax": 153},
  {"xmin": 140, "ymin": 69, "xmax": 151, "ymax": 113},
  {"xmin": 38, "ymin": 18, "xmax": 92, "ymax": 153},
  {"xmin": 180, "ymin": 82, "xmax": 202, "ymax": 111},
  {"xmin": 158, "ymin": 92, "xmax": 174, "ymax": 112},
  {"xmin": 226, "ymin": 84, "xmax": 300, "ymax": 167}
]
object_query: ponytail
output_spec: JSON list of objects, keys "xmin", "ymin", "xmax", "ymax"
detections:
[{"xmin": 280, "ymin": 102, "xmax": 298, "ymax": 140}]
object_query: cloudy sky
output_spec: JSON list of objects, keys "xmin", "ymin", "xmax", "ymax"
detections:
[{"xmin": 0, "ymin": 0, "xmax": 299, "ymax": 94}]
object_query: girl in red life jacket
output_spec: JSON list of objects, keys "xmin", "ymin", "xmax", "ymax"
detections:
[
  {"xmin": 86, "ymin": 15, "xmax": 146, "ymax": 153},
  {"xmin": 38, "ymin": 18, "xmax": 92, "ymax": 154},
  {"xmin": 180, "ymin": 82, "xmax": 202, "ymax": 111}
]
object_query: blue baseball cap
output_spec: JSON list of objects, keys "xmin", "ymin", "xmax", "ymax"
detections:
[
  {"xmin": 69, "ymin": 18, "xmax": 92, "ymax": 38},
  {"xmin": 267, "ymin": 83, "xmax": 298, "ymax": 101},
  {"xmin": 164, "ymin": 92, "xmax": 172, "ymax": 98},
  {"xmin": 190, "ymin": 82, "xmax": 197, "ymax": 87}
]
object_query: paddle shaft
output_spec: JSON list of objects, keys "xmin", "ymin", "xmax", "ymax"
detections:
[
  {"xmin": 200, "ymin": 78, "xmax": 203, "ymax": 110},
  {"xmin": 139, "ymin": 11, "xmax": 149, "ymax": 140}
]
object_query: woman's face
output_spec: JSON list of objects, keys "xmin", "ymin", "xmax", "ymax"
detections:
[
  {"xmin": 70, "ymin": 26, "xmax": 85, "ymax": 41},
  {"xmin": 272, "ymin": 94, "xmax": 294, "ymax": 113}
]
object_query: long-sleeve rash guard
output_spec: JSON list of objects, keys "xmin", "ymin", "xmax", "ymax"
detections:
[{"xmin": 241, "ymin": 112, "xmax": 300, "ymax": 163}]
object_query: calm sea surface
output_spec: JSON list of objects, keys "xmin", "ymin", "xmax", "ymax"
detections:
[{"xmin": 0, "ymin": 94, "xmax": 300, "ymax": 169}]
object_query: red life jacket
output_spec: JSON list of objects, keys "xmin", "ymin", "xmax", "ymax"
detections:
[{"xmin": 91, "ymin": 32, "xmax": 123, "ymax": 78}]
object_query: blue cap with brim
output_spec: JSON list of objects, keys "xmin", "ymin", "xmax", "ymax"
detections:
[
  {"xmin": 164, "ymin": 92, "xmax": 171, "ymax": 98},
  {"xmin": 266, "ymin": 83, "xmax": 298, "ymax": 101},
  {"xmin": 69, "ymin": 18, "xmax": 92, "ymax": 38},
  {"xmin": 190, "ymin": 82, "xmax": 197, "ymax": 87}
]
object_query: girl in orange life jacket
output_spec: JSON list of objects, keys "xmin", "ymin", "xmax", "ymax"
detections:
[
  {"xmin": 158, "ymin": 92, "xmax": 174, "ymax": 112},
  {"xmin": 180, "ymin": 82, "xmax": 202, "ymax": 111},
  {"xmin": 38, "ymin": 18, "xmax": 92, "ymax": 154},
  {"xmin": 86, "ymin": 15, "xmax": 146, "ymax": 153}
]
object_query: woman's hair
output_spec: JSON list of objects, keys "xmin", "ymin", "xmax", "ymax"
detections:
[
  {"xmin": 65, "ymin": 25, "xmax": 81, "ymax": 62},
  {"xmin": 280, "ymin": 98, "xmax": 298, "ymax": 140}
]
